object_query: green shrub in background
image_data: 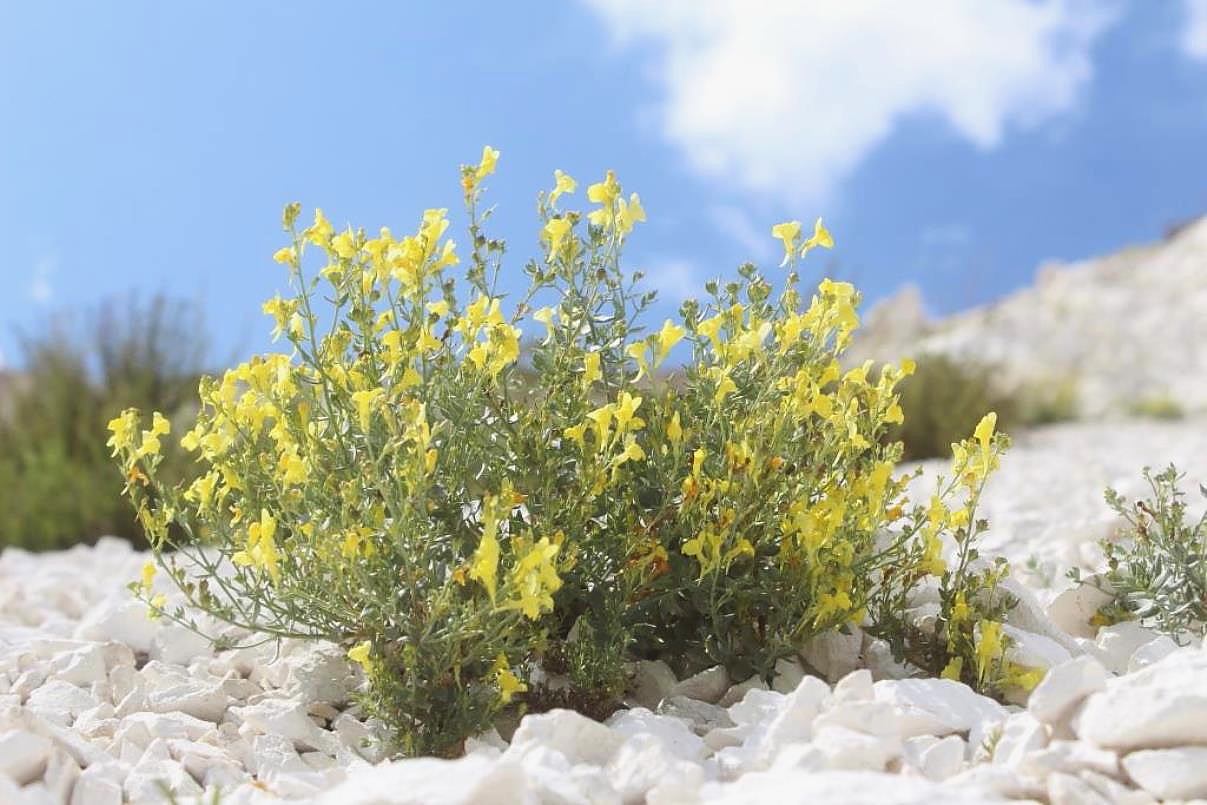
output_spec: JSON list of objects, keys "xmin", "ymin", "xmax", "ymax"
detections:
[
  {"xmin": 0, "ymin": 295, "xmax": 208, "ymax": 550},
  {"xmin": 113, "ymin": 149, "xmax": 1020, "ymax": 757},
  {"xmin": 1126, "ymin": 395, "xmax": 1185, "ymax": 421},
  {"xmin": 884, "ymin": 354, "xmax": 1019, "ymax": 461},
  {"xmin": 1014, "ymin": 374, "xmax": 1080, "ymax": 426}
]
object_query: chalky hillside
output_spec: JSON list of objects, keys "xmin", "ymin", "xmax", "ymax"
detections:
[{"xmin": 6, "ymin": 4, "xmax": 1207, "ymax": 804}]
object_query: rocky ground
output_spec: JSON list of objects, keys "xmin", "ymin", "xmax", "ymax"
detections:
[{"xmin": 4, "ymin": 418, "xmax": 1207, "ymax": 803}]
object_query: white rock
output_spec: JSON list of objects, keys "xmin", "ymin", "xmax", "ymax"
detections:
[
  {"xmin": 668, "ymin": 666, "xmax": 730, "ymax": 704},
  {"xmin": 506, "ymin": 708, "xmax": 625, "ymax": 767},
  {"xmin": 70, "ymin": 765, "xmax": 124, "ymax": 805},
  {"xmin": 606, "ymin": 707, "xmax": 706, "ymax": 763},
  {"xmin": 989, "ymin": 711, "xmax": 1049, "ymax": 767},
  {"xmin": 320, "ymin": 753, "xmax": 529, "ymax": 805},
  {"xmin": 120, "ymin": 710, "xmax": 216, "ymax": 742},
  {"xmin": 1047, "ymin": 581, "xmax": 1114, "ymax": 639},
  {"xmin": 75, "ymin": 600, "xmax": 161, "ymax": 654},
  {"xmin": 148, "ymin": 679, "xmax": 231, "ymax": 723},
  {"xmin": 1017, "ymin": 740, "xmax": 1119, "ymax": 780},
  {"xmin": 656, "ymin": 695, "xmax": 733, "ymax": 736},
  {"xmin": 148, "ymin": 626, "xmax": 212, "ymax": 666},
  {"xmin": 0, "ymin": 728, "xmax": 52, "ymax": 785},
  {"xmin": 811, "ymin": 725, "xmax": 896, "ymax": 771},
  {"xmin": 1126, "ymin": 635, "xmax": 1179, "ymax": 672},
  {"xmin": 700, "ymin": 768, "xmax": 1013, "ymax": 803},
  {"xmin": 626, "ymin": 660, "xmax": 678, "ymax": 710},
  {"xmin": 862, "ymin": 639, "xmax": 917, "ymax": 681},
  {"xmin": 902, "ymin": 734, "xmax": 965, "ymax": 781},
  {"xmin": 1046, "ymin": 771, "xmax": 1112, "ymax": 805},
  {"xmin": 123, "ymin": 759, "xmax": 203, "ymax": 802},
  {"xmin": 50, "ymin": 645, "xmax": 108, "ymax": 687},
  {"xmin": 280, "ymin": 641, "xmax": 357, "ymax": 705},
  {"xmin": 25, "ymin": 680, "xmax": 97, "ymax": 726},
  {"xmin": 515, "ymin": 744, "xmax": 621, "ymax": 804},
  {"xmin": 1077, "ymin": 648, "xmax": 1207, "ymax": 750},
  {"xmin": 1002, "ymin": 624, "xmax": 1072, "ymax": 671},
  {"xmin": 1028, "ymin": 655, "xmax": 1108, "ymax": 726},
  {"xmin": 751, "ymin": 675, "xmax": 831, "ymax": 767},
  {"xmin": 1094, "ymin": 621, "xmax": 1161, "ymax": 675},
  {"xmin": 1121, "ymin": 747, "xmax": 1207, "ymax": 801},
  {"xmin": 831, "ymin": 669, "xmax": 874, "ymax": 704},
  {"xmin": 716, "ymin": 674, "xmax": 768, "ymax": 708},
  {"xmin": 800, "ymin": 630, "xmax": 864, "ymax": 683},
  {"xmin": 331, "ymin": 712, "xmax": 388, "ymax": 764},
  {"xmin": 231, "ymin": 697, "xmax": 337, "ymax": 753},
  {"xmin": 1079, "ymin": 769, "xmax": 1156, "ymax": 805},
  {"xmin": 873, "ymin": 678, "xmax": 1008, "ymax": 746},
  {"xmin": 43, "ymin": 748, "xmax": 81, "ymax": 803},
  {"xmin": 812, "ymin": 699, "xmax": 903, "ymax": 739},
  {"xmin": 607, "ymin": 732, "xmax": 706, "ymax": 804},
  {"xmin": 770, "ymin": 658, "xmax": 806, "ymax": 694}
]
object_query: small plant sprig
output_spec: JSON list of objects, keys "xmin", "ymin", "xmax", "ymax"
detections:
[
  {"xmin": 109, "ymin": 148, "xmax": 1016, "ymax": 756},
  {"xmin": 1079, "ymin": 465, "xmax": 1207, "ymax": 640}
]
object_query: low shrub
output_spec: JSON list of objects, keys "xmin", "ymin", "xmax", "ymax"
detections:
[
  {"xmin": 885, "ymin": 354, "xmax": 1018, "ymax": 461},
  {"xmin": 1071, "ymin": 465, "xmax": 1207, "ymax": 639},
  {"xmin": 112, "ymin": 149, "xmax": 1015, "ymax": 756},
  {"xmin": 0, "ymin": 295, "xmax": 207, "ymax": 550},
  {"xmin": 1014, "ymin": 374, "xmax": 1080, "ymax": 426},
  {"xmin": 1126, "ymin": 395, "xmax": 1185, "ymax": 421}
]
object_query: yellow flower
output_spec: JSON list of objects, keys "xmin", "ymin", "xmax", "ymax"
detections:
[
  {"xmin": 613, "ymin": 391, "xmax": 644, "ymax": 433},
  {"xmin": 272, "ymin": 246, "xmax": 295, "ymax": 264},
  {"xmin": 801, "ymin": 217, "xmax": 834, "ymax": 255},
  {"xmin": 533, "ymin": 307, "xmax": 556, "ymax": 343},
  {"xmin": 493, "ymin": 654, "xmax": 528, "ymax": 704},
  {"xmin": 305, "ymin": 208, "xmax": 333, "ymax": 247},
  {"xmin": 625, "ymin": 342, "xmax": 649, "ymax": 382},
  {"xmin": 771, "ymin": 220, "xmax": 802, "ymax": 266},
  {"xmin": 712, "ymin": 371, "xmax": 737, "ymax": 404},
  {"xmin": 666, "ymin": 411, "xmax": 683, "ymax": 446},
  {"xmin": 427, "ymin": 299, "xmax": 450, "ymax": 318},
  {"xmin": 654, "ymin": 319, "xmax": 686, "ymax": 366},
  {"xmin": 147, "ymin": 593, "xmax": 167, "ymax": 620},
  {"xmin": 350, "ymin": 388, "xmax": 384, "ymax": 432},
  {"xmin": 616, "ymin": 193, "xmax": 645, "ymax": 236},
  {"xmin": 582, "ymin": 351, "xmax": 602, "ymax": 387},
  {"xmin": 975, "ymin": 620, "xmax": 1005, "ymax": 685},
  {"xmin": 106, "ymin": 409, "xmax": 139, "ymax": 457},
  {"xmin": 549, "ymin": 169, "xmax": 577, "ymax": 206},
  {"xmin": 586, "ymin": 404, "xmax": 614, "ymax": 449},
  {"xmin": 941, "ymin": 656, "xmax": 964, "ymax": 681},
  {"xmin": 331, "ymin": 229, "xmax": 358, "ymax": 259},
  {"xmin": 475, "ymin": 145, "xmax": 500, "ymax": 181},
  {"xmin": 347, "ymin": 641, "xmax": 373, "ymax": 672},
  {"xmin": 563, "ymin": 423, "xmax": 587, "ymax": 450},
  {"xmin": 140, "ymin": 561, "xmax": 156, "ymax": 592},
  {"xmin": 469, "ymin": 525, "xmax": 500, "ymax": 601},
  {"xmin": 542, "ymin": 216, "xmax": 573, "ymax": 257}
]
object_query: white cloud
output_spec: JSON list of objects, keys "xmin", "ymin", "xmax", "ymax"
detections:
[
  {"xmin": 587, "ymin": 0, "xmax": 1121, "ymax": 205},
  {"xmin": 709, "ymin": 205, "xmax": 775, "ymax": 262},
  {"xmin": 643, "ymin": 257, "xmax": 702, "ymax": 302},
  {"xmin": 29, "ymin": 257, "xmax": 55, "ymax": 304},
  {"xmin": 1185, "ymin": 0, "xmax": 1207, "ymax": 60}
]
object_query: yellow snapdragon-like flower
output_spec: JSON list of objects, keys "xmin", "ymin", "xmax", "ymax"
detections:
[
  {"xmin": 771, "ymin": 220, "xmax": 802, "ymax": 266},
  {"xmin": 582, "ymin": 351, "xmax": 602, "ymax": 388},
  {"xmin": 140, "ymin": 561, "xmax": 156, "ymax": 592},
  {"xmin": 350, "ymin": 388, "xmax": 385, "ymax": 432},
  {"xmin": 549, "ymin": 169, "xmax": 577, "ymax": 206},
  {"xmin": 975, "ymin": 620, "xmax": 1005, "ymax": 686},
  {"xmin": 106, "ymin": 409, "xmax": 140, "ymax": 457},
  {"xmin": 542, "ymin": 217, "xmax": 573, "ymax": 257},
  {"xmin": 475, "ymin": 146, "xmax": 500, "ymax": 182},
  {"xmin": 493, "ymin": 654, "xmax": 528, "ymax": 704},
  {"xmin": 347, "ymin": 641, "xmax": 373, "ymax": 672},
  {"xmin": 654, "ymin": 319, "xmax": 686, "ymax": 367},
  {"xmin": 305, "ymin": 208, "xmax": 333, "ymax": 247},
  {"xmin": 801, "ymin": 217, "xmax": 834, "ymax": 255},
  {"xmin": 666, "ymin": 411, "xmax": 683, "ymax": 446},
  {"xmin": 232, "ymin": 508, "xmax": 281, "ymax": 584}
]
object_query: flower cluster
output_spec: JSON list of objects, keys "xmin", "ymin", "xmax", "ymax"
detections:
[{"xmin": 111, "ymin": 147, "xmax": 1010, "ymax": 756}]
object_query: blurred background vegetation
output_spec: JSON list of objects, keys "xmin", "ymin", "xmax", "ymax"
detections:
[{"xmin": 0, "ymin": 295, "xmax": 210, "ymax": 551}]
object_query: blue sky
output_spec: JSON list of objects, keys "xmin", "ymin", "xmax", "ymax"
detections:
[{"xmin": 2, "ymin": 1, "xmax": 1206, "ymax": 369}]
